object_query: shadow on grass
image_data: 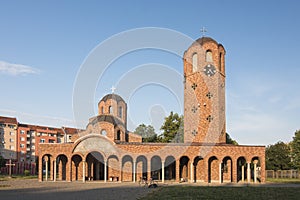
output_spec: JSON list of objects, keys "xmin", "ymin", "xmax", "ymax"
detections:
[
  {"xmin": 140, "ymin": 185, "xmax": 300, "ymax": 200},
  {"xmin": 0, "ymin": 184, "xmax": 153, "ymax": 200}
]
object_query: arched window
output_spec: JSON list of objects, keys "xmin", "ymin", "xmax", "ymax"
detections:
[
  {"xmin": 192, "ymin": 53, "xmax": 197, "ymax": 72},
  {"xmin": 118, "ymin": 106, "xmax": 123, "ymax": 118},
  {"xmin": 101, "ymin": 106, "xmax": 104, "ymax": 114},
  {"xmin": 101, "ymin": 129, "xmax": 107, "ymax": 136},
  {"xmin": 109, "ymin": 106, "xmax": 113, "ymax": 114},
  {"xmin": 206, "ymin": 50, "xmax": 213, "ymax": 62},
  {"xmin": 117, "ymin": 130, "xmax": 121, "ymax": 140}
]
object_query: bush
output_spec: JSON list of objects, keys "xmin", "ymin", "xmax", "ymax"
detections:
[{"xmin": 24, "ymin": 170, "xmax": 30, "ymax": 176}]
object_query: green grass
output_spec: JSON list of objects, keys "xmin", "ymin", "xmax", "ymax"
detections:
[
  {"xmin": 140, "ymin": 186, "xmax": 300, "ymax": 200},
  {"xmin": 267, "ymin": 178, "xmax": 300, "ymax": 184},
  {"xmin": 0, "ymin": 174, "xmax": 37, "ymax": 181}
]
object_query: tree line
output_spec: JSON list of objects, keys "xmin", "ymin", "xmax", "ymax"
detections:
[
  {"xmin": 134, "ymin": 111, "xmax": 238, "ymax": 145},
  {"xmin": 266, "ymin": 130, "xmax": 300, "ymax": 170}
]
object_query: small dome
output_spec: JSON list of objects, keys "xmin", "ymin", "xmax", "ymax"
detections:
[
  {"xmin": 99, "ymin": 93, "xmax": 125, "ymax": 104},
  {"xmin": 195, "ymin": 37, "xmax": 218, "ymax": 45}
]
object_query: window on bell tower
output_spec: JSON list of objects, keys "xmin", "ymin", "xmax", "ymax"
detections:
[
  {"xmin": 117, "ymin": 130, "xmax": 121, "ymax": 140},
  {"xmin": 118, "ymin": 106, "xmax": 123, "ymax": 119},
  {"xmin": 109, "ymin": 106, "xmax": 113, "ymax": 114},
  {"xmin": 192, "ymin": 53, "xmax": 197, "ymax": 72},
  {"xmin": 206, "ymin": 50, "xmax": 213, "ymax": 62}
]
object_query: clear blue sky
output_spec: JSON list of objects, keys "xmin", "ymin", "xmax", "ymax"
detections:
[{"xmin": 0, "ymin": 0, "xmax": 299, "ymax": 145}]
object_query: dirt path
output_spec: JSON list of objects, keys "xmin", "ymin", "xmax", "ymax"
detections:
[{"xmin": 0, "ymin": 179, "xmax": 155, "ymax": 200}]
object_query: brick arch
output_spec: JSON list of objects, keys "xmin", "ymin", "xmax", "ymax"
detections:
[
  {"xmin": 115, "ymin": 126, "xmax": 126, "ymax": 142},
  {"xmin": 193, "ymin": 156, "xmax": 204, "ymax": 182},
  {"xmin": 72, "ymin": 134, "xmax": 117, "ymax": 158},
  {"xmin": 208, "ymin": 156, "xmax": 219, "ymax": 183},
  {"xmin": 165, "ymin": 155, "xmax": 176, "ymax": 180},
  {"xmin": 107, "ymin": 154, "xmax": 120, "ymax": 182},
  {"xmin": 179, "ymin": 156, "xmax": 190, "ymax": 181},
  {"xmin": 251, "ymin": 156, "xmax": 262, "ymax": 183},
  {"xmin": 56, "ymin": 154, "xmax": 68, "ymax": 181},
  {"xmin": 122, "ymin": 155, "xmax": 133, "ymax": 181},
  {"xmin": 221, "ymin": 156, "xmax": 232, "ymax": 183},
  {"xmin": 41, "ymin": 154, "xmax": 53, "ymax": 181},
  {"xmin": 71, "ymin": 154, "xmax": 83, "ymax": 181},
  {"xmin": 86, "ymin": 151, "xmax": 105, "ymax": 181},
  {"xmin": 237, "ymin": 156, "xmax": 247, "ymax": 183},
  {"xmin": 136, "ymin": 155, "xmax": 148, "ymax": 180},
  {"xmin": 151, "ymin": 155, "xmax": 162, "ymax": 180}
]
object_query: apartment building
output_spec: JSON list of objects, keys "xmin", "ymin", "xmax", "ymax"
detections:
[
  {"xmin": 0, "ymin": 116, "xmax": 18, "ymax": 160},
  {"xmin": 0, "ymin": 115, "xmax": 79, "ymax": 165}
]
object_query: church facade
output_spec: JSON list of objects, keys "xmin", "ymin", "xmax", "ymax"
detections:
[{"xmin": 38, "ymin": 36, "xmax": 265, "ymax": 184}]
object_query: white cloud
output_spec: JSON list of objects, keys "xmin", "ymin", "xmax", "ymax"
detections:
[{"xmin": 0, "ymin": 60, "xmax": 40, "ymax": 76}]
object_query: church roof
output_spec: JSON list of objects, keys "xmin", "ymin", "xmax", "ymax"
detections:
[
  {"xmin": 89, "ymin": 115, "xmax": 125, "ymax": 127},
  {"xmin": 195, "ymin": 37, "xmax": 218, "ymax": 45},
  {"xmin": 99, "ymin": 93, "xmax": 125, "ymax": 104}
]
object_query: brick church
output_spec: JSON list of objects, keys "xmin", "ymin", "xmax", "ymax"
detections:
[{"xmin": 38, "ymin": 36, "xmax": 265, "ymax": 184}]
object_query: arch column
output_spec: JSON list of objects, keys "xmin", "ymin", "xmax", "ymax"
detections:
[
  {"xmin": 120, "ymin": 162, "xmax": 123, "ymax": 182},
  {"xmin": 219, "ymin": 162, "xmax": 222, "ymax": 184},
  {"xmin": 133, "ymin": 161, "xmax": 136, "ymax": 183},
  {"xmin": 147, "ymin": 160, "xmax": 151, "ymax": 181},
  {"xmin": 49, "ymin": 157, "xmax": 53, "ymax": 181},
  {"xmin": 190, "ymin": 162, "xmax": 193, "ymax": 183},
  {"xmin": 161, "ymin": 161, "xmax": 165, "ymax": 183},
  {"xmin": 232, "ymin": 159, "xmax": 237, "ymax": 183},
  {"xmin": 39, "ymin": 156, "xmax": 44, "ymax": 182},
  {"xmin": 104, "ymin": 160, "xmax": 107, "ymax": 182},
  {"xmin": 247, "ymin": 162, "xmax": 251, "ymax": 183},
  {"xmin": 253, "ymin": 160, "xmax": 258, "ymax": 183},
  {"xmin": 68, "ymin": 159, "xmax": 72, "ymax": 182},
  {"xmin": 175, "ymin": 159, "xmax": 180, "ymax": 182},
  {"xmin": 54, "ymin": 159, "xmax": 57, "ymax": 182},
  {"xmin": 241, "ymin": 165, "xmax": 245, "ymax": 182},
  {"xmin": 45, "ymin": 156, "xmax": 49, "ymax": 181},
  {"xmin": 82, "ymin": 159, "xmax": 86, "ymax": 183}
]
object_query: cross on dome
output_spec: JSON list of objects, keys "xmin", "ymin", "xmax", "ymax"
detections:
[{"xmin": 110, "ymin": 86, "xmax": 116, "ymax": 93}]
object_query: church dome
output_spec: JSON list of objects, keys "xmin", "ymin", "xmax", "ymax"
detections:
[
  {"xmin": 99, "ymin": 93, "xmax": 125, "ymax": 104},
  {"xmin": 195, "ymin": 37, "xmax": 218, "ymax": 45},
  {"xmin": 194, "ymin": 37, "xmax": 225, "ymax": 50}
]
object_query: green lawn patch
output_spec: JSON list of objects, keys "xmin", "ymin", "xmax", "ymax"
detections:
[
  {"xmin": 0, "ymin": 174, "xmax": 37, "ymax": 180},
  {"xmin": 140, "ymin": 186, "xmax": 300, "ymax": 200},
  {"xmin": 267, "ymin": 178, "xmax": 300, "ymax": 184}
]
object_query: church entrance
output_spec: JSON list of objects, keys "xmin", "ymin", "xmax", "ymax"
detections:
[{"xmin": 86, "ymin": 152, "xmax": 105, "ymax": 181}]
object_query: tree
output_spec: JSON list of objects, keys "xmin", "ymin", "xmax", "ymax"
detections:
[
  {"xmin": 266, "ymin": 141, "xmax": 292, "ymax": 170},
  {"xmin": 0, "ymin": 155, "xmax": 5, "ymax": 168},
  {"xmin": 291, "ymin": 130, "xmax": 300, "ymax": 169},
  {"xmin": 226, "ymin": 133, "xmax": 238, "ymax": 145},
  {"xmin": 160, "ymin": 112, "xmax": 183, "ymax": 143},
  {"xmin": 134, "ymin": 124, "xmax": 158, "ymax": 142}
]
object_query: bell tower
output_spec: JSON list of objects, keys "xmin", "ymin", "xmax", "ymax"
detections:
[{"xmin": 183, "ymin": 37, "xmax": 226, "ymax": 144}]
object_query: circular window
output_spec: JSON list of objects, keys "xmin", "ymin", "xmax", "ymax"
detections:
[{"xmin": 101, "ymin": 130, "xmax": 107, "ymax": 136}]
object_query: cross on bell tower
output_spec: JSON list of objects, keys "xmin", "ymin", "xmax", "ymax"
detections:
[{"xmin": 200, "ymin": 27, "xmax": 207, "ymax": 36}]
